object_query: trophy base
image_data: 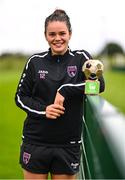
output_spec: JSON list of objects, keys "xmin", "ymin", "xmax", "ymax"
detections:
[{"xmin": 85, "ymin": 80, "xmax": 100, "ymax": 95}]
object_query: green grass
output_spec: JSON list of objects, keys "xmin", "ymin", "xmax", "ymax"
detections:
[
  {"xmin": 101, "ymin": 70, "xmax": 125, "ymax": 114},
  {"xmin": 0, "ymin": 70, "xmax": 25, "ymax": 179},
  {"xmin": 0, "ymin": 67, "xmax": 125, "ymax": 178}
]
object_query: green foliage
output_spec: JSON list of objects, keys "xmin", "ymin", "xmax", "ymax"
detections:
[
  {"xmin": 0, "ymin": 53, "xmax": 27, "ymax": 71},
  {"xmin": 99, "ymin": 42, "xmax": 124, "ymax": 57}
]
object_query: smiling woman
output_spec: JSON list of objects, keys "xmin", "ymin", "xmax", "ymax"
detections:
[
  {"xmin": 44, "ymin": 10, "xmax": 72, "ymax": 55},
  {"xmin": 45, "ymin": 21, "xmax": 71, "ymax": 55},
  {"xmin": 15, "ymin": 9, "xmax": 105, "ymax": 180}
]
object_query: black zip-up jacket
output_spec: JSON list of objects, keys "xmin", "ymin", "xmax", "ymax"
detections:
[{"xmin": 15, "ymin": 48, "xmax": 105, "ymax": 146}]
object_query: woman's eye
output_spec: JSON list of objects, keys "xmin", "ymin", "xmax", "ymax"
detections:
[
  {"xmin": 49, "ymin": 33, "xmax": 55, "ymax": 37},
  {"xmin": 48, "ymin": 32, "xmax": 66, "ymax": 37},
  {"xmin": 60, "ymin": 32, "xmax": 66, "ymax": 36}
]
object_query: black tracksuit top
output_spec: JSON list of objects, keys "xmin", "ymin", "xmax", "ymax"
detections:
[{"xmin": 15, "ymin": 48, "xmax": 105, "ymax": 146}]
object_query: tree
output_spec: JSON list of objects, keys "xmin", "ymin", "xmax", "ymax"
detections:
[{"xmin": 100, "ymin": 42, "xmax": 124, "ymax": 57}]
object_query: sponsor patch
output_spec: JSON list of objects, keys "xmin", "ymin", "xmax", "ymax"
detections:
[
  {"xmin": 67, "ymin": 66, "xmax": 77, "ymax": 77},
  {"xmin": 38, "ymin": 70, "xmax": 48, "ymax": 79}
]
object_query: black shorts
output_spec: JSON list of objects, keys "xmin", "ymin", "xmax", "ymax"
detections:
[{"xmin": 19, "ymin": 142, "xmax": 81, "ymax": 175}]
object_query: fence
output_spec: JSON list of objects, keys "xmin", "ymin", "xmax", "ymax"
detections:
[{"xmin": 79, "ymin": 95, "xmax": 125, "ymax": 179}]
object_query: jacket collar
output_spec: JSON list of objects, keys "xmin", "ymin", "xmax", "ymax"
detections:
[{"xmin": 46, "ymin": 48, "xmax": 71, "ymax": 62}]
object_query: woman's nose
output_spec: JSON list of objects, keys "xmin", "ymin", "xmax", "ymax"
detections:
[{"xmin": 55, "ymin": 34, "xmax": 61, "ymax": 40}]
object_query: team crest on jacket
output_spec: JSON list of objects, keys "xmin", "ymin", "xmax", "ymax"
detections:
[{"xmin": 67, "ymin": 66, "xmax": 77, "ymax": 77}]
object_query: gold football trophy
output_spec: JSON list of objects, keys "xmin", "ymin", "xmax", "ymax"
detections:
[{"xmin": 82, "ymin": 59, "xmax": 104, "ymax": 95}]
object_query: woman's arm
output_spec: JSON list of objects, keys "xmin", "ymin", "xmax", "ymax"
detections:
[{"xmin": 15, "ymin": 59, "xmax": 46, "ymax": 118}]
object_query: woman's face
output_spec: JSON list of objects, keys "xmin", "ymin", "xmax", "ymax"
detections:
[{"xmin": 45, "ymin": 21, "xmax": 72, "ymax": 55}]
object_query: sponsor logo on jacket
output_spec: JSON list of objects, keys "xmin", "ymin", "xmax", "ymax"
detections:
[{"xmin": 38, "ymin": 70, "xmax": 48, "ymax": 79}]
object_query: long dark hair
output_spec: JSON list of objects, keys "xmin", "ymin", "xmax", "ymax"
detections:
[{"xmin": 44, "ymin": 9, "xmax": 72, "ymax": 34}]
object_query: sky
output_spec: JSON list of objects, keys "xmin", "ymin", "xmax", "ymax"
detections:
[{"xmin": 0, "ymin": 0, "xmax": 125, "ymax": 55}]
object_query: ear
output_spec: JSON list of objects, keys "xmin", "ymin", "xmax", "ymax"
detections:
[
  {"xmin": 44, "ymin": 31, "xmax": 47, "ymax": 40},
  {"xmin": 69, "ymin": 31, "xmax": 72, "ymax": 40}
]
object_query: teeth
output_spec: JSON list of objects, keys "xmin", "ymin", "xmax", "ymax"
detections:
[{"xmin": 55, "ymin": 44, "xmax": 62, "ymax": 47}]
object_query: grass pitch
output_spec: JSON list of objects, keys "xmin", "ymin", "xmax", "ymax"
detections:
[{"xmin": 0, "ymin": 68, "xmax": 125, "ymax": 178}]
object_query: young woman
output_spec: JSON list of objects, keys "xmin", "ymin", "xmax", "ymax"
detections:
[{"xmin": 15, "ymin": 9, "xmax": 105, "ymax": 179}]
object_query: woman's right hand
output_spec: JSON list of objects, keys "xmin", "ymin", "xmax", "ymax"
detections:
[{"xmin": 46, "ymin": 104, "xmax": 65, "ymax": 119}]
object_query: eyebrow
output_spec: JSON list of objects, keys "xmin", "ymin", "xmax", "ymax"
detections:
[{"xmin": 48, "ymin": 31, "xmax": 66, "ymax": 33}]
